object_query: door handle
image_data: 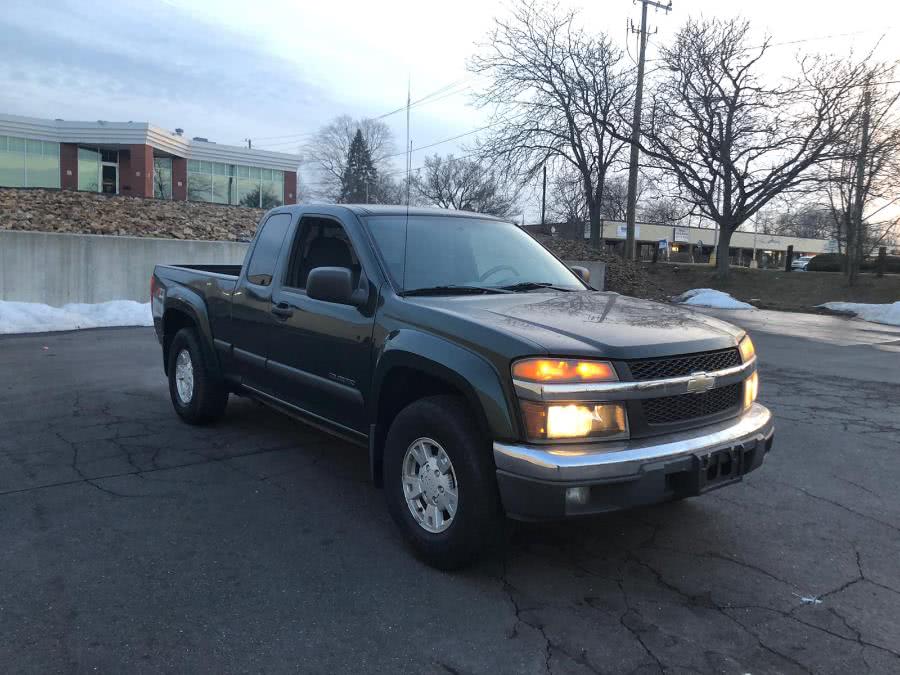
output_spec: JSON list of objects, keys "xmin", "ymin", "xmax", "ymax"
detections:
[{"xmin": 271, "ymin": 303, "xmax": 294, "ymax": 319}]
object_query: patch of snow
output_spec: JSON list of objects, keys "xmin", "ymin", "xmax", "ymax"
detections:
[
  {"xmin": 792, "ymin": 592, "xmax": 823, "ymax": 605},
  {"xmin": 0, "ymin": 300, "xmax": 152, "ymax": 335},
  {"xmin": 818, "ymin": 301, "xmax": 900, "ymax": 327},
  {"xmin": 673, "ymin": 288, "xmax": 754, "ymax": 310}
]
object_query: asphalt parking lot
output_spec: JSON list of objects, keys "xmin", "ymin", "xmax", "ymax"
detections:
[{"xmin": 1, "ymin": 310, "xmax": 899, "ymax": 674}]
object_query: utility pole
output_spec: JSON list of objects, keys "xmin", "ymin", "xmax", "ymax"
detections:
[
  {"xmin": 541, "ymin": 165, "xmax": 547, "ymax": 226},
  {"xmin": 624, "ymin": 0, "xmax": 671, "ymax": 260},
  {"xmin": 245, "ymin": 138, "xmax": 252, "ymax": 149}
]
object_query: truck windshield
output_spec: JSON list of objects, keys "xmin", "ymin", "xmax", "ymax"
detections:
[{"xmin": 365, "ymin": 215, "xmax": 585, "ymax": 293}]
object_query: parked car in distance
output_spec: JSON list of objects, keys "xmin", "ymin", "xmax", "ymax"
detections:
[
  {"xmin": 151, "ymin": 205, "xmax": 774, "ymax": 569},
  {"xmin": 791, "ymin": 255, "xmax": 815, "ymax": 271}
]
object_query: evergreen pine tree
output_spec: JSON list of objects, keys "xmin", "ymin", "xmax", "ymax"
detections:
[{"xmin": 339, "ymin": 129, "xmax": 378, "ymax": 203}]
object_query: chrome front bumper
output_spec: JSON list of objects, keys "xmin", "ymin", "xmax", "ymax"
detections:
[{"xmin": 492, "ymin": 403, "xmax": 774, "ymax": 519}]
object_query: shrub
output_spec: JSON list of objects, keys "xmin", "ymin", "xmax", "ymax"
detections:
[
  {"xmin": 806, "ymin": 253, "xmax": 900, "ymax": 273},
  {"xmin": 806, "ymin": 253, "xmax": 842, "ymax": 272}
]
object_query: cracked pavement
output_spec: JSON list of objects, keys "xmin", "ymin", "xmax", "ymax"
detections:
[{"xmin": 1, "ymin": 313, "xmax": 899, "ymax": 674}]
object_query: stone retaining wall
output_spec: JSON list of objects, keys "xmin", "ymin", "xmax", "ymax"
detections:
[{"xmin": 0, "ymin": 187, "xmax": 264, "ymax": 241}]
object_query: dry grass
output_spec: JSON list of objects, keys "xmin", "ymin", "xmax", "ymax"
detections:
[{"xmin": 642, "ymin": 262, "xmax": 900, "ymax": 311}]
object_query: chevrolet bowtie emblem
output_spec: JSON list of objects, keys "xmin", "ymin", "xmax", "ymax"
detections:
[{"xmin": 686, "ymin": 372, "xmax": 716, "ymax": 394}]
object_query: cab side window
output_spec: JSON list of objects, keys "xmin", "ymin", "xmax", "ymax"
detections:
[
  {"xmin": 246, "ymin": 213, "xmax": 292, "ymax": 286},
  {"xmin": 285, "ymin": 217, "xmax": 362, "ymax": 290}
]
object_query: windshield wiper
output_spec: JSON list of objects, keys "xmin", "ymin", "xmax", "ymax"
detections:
[
  {"xmin": 499, "ymin": 281, "xmax": 575, "ymax": 292},
  {"xmin": 400, "ymin": 284, "xmax": 513, "ymax": 297}
]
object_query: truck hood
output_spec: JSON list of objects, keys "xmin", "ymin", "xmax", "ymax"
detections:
[{"xmin": 407, "ymin": 291, "xmax": 744, "ymax": 359}]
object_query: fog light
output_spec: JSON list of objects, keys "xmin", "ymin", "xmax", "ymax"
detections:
[{"xmin": 565, "ymin": 486, "xmax": 591, "ymax": 506}]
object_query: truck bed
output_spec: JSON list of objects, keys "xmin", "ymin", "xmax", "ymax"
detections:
[{"xmin": 163, "ymin": 263, "xmax": 243, "ymax": 278}]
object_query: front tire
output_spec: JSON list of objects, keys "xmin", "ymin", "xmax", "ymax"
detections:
[
  {"xmin": 383, "ymin": 395, "xmax": 502, "ymax": 570},
  {"xmin": 167, "ymin": 328, "xmax": 228, "ymax": 425}
]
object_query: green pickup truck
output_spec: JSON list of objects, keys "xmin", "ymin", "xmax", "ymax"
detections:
[{"xmin": 152, "ymin": 205, "xmax": 773, "ymax": 569}]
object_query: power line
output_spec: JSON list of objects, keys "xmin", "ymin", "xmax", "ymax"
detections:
[
  {"xmin": 253, "ymin": 86, "xmax": 476, "ymax": 151},
  {"xmin": 645, "ymin": 27, "xmax": 895, "ymax": 63},
  {"xmin": 379, "ymin": 122, "xmax": 497, "ymax": 160},
  {"xmin": 233, "ymin": 26, "xmax": 892, "ymax": 149},
  {"xmin": 242, "ymin": 76, "xmax": 478, "ymax": 149},
  {"xmin": 373, "ymin": 76, "xmax": 475, "ymax": 120}
]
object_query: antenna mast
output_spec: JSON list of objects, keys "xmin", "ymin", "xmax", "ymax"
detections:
[{"xmin": 405, "ymin": 77, "xmax": 412, "ymax": 206}]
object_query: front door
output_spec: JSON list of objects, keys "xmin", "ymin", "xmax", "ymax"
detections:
[
  {"xmin": 101, "ymin": 164, "xmax": 117, "ymax": 194},
  {"xmin": 267, "ymin": 214, "xmax": 375, "ymax": 434},
  {"xmin": 100, "ymin": 149, "xmax": 119, "ymax": 194},
  {"xmin": 228, "ymin": 212, "xmax": 294, "ymax": 391}
]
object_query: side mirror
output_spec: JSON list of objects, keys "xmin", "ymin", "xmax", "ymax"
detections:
[
  {"xmin": 571, "ymin": 265, "xmax": 590, "ymax": 284},
  {"xmin": 307, "ymin": 267, "xmax": 355, "ymax": 305}
]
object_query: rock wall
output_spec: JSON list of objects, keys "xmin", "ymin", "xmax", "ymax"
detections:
[{"xmin": 0, "ymin": 187, "xmax": 264, "ymax": 241}]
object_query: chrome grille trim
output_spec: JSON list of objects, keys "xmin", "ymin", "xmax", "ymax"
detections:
[{"xmin": 513, "ymin": 356, "xmax": 755, "ymax": 402}]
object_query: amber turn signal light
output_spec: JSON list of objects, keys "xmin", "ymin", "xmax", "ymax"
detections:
[
  {"xmin": 744, "ymin": 371, "xmax": 759, "ymax": 410},
  {"xmin": 512, "ymin": 359, "xmax": 617, "ymax": 383},
  {"xmin": 738, "ymin": 336, "xmax": 755, "ymax": 363}
]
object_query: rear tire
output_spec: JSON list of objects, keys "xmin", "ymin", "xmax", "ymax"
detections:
[
  {"xmin": 167, "ymin": 327, "xmax": 228, "ymax": 425},
  {"xmin": 383, "ymin": 395, "xmax": 502, "ymax": 570}
]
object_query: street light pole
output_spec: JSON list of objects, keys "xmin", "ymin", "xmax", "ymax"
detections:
[{"xmin": 624, "ymin": 0, "xmax": 671, "ymax": 261}]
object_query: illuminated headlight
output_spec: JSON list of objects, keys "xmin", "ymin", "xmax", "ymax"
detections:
[
  {"xmin": 744, "ymin": 371, "xmax": 759, "ymax": 410},
  {"xmin": 520, "ymin": 401, "xmax": 628, "ymax": 441}
]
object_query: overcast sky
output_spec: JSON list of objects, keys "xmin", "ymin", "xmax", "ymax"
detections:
[{"xmin": 3, "ymin": 0, "xmax": 898, "ymax": 201}]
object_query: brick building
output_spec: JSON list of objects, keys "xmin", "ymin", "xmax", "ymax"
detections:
[{"xmin": 0, "ymin": 113, "xmax": 299, "ymax": 207}]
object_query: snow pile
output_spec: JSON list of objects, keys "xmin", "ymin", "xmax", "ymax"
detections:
[
  {"xmin": 818, "ymin": 301, "xmax": 900, "ymax": 327},
  {"xmin": 0, "ymin": 300, "xmax": 153, "ymax": 334},
  {"xmin": 673, "ymin": 288, "xmax": 754, "ymax": 310}
]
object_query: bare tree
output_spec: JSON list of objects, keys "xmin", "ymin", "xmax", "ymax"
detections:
[
  {"xmin": 598, "ymin": 175, "xmax": 648, "ymax": 221},
  {"xmin": 469, "ymin": 1, "xmax": 633, "ymax": 247},
  {"xmin": 304, "ymin": 115, "xmax": 395, "ymax": 202},
  {"xmin": 640, "ymin": 196, "xmax": 686, "ymax": 227},
  {"xmin": 411, "ymin": 154, "xmax": 518, "ymax": 216},
  {"xmin": 548, "ymin": 167, "xmax": 589, "ymax": 229},
  {"xmin": 620, "ymin": 18, "xmax": 864, "ymax": 278},
  {"xmin": 821, "ymin": 63, "xmax": 900, "ymax": 282},
  {"xmin": 773, "ymin": 204, "xmax": 833, "ymax": 239}
]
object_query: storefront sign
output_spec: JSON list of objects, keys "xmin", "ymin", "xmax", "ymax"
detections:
[{"xmin": 616, "ymin": 224, "xmax": 640, "ymax": 239}]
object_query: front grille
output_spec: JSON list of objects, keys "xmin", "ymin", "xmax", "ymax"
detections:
[
  {"xmin": 642, "ymin": 383, "xmax": 742, "ymax": 425},
  {"xmin": 627, "ymin": 348, "xmax": 741, "ymax": 381}
]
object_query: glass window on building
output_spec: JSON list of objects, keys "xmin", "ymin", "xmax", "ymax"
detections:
[
  {"xmin": 0, "ymin": 135, "xmax": 60, "ymax": 189},
  {"xmin": 188, "ymin": 173, "xmax": 212, "ymax": 202},
  {"xmin": 26, "ymin": 141, "xmax": 60, "ymax": 189},
  {"xmin": 212, "ymin": 174, "xmax": 234, "ymax": 204},
  {"xmin": 0, "ymin": 135, "xmax": 26, "ymax": 187},
  {"xmin": 211, "ymin": 162, "xmax": 234, "ymax": 204},
  {"xmin": 187, "ymin": 160, "xmax": 212, "ymax": 202},
  {"xmin": 78, "ymin": 147, "xmax": 100, "ymax": 192},
  {"xmin": 153, "ymin": 156, "xmax": 173, "ymax": 199},
  {"xmin": 186, "ymin": 159, "xmax": 284, "ymax": 208},
  {"xmin": 260, "ymin": 173, "xmax": 284, "ymax": 209}
]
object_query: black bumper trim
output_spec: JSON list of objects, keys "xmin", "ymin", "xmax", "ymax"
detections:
[{"xmin": 498, "ymin": 429, "xmax": 773, "ymax": 520}]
